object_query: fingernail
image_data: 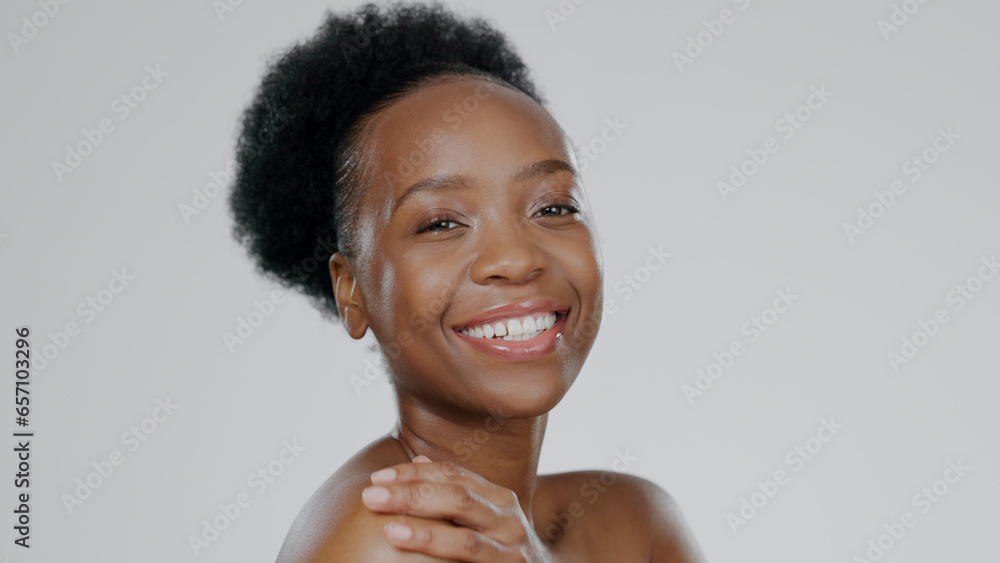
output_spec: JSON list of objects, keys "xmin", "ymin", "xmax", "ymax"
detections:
[
  {"xmin": 371, "ymin": 468, "xmax": 396, "ymax": 483},
  {"xmin": 386, "ymin": 522, "xmax": 412, "ymax": 541},
  {"xmin": 362, "ymin": 486, "xmax": 390, "ymax": 504},
  {"xmin": 414, "ymin": 455, "xmax": 432, "ymax": 463}
]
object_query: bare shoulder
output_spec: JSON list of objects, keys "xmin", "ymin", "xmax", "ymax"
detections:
[
  {"xmin": 536, "ymin": 471, "xmax": 706, "ymax": 562},
  {"xmin": 275, "ymin": 436, "xmax": 443, "ymax": 563},
  {"xmin": 608, "ymin": 473, "xmax": 706, "ymax": 562}
]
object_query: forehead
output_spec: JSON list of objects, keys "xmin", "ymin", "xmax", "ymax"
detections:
[{"xmin": 362, "ymin": 77, "xmax": 571, "ymax": 202}]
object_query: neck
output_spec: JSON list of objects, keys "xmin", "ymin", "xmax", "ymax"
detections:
[{"xmin": 392, "ymin": 397, "xmax": 547, "ymax": 523}]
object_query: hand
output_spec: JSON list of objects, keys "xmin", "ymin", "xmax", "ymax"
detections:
[{"xmin": 361, "ymin": 456, "xmax": 553, "ymax": 562}]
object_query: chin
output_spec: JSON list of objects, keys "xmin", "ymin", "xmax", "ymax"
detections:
[{"xmin": 465, "ymin": 366, "xmax": 577, "ymax": 419}]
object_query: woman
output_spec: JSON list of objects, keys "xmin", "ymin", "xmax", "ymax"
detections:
[{"xmin": 229, "ymin": 3, "xmax": 705, "ymax": 561}]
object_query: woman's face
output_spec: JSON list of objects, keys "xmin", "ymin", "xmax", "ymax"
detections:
[{"xmin": 333, "ymin": 77, "xmax": 603, "ymax": 418}]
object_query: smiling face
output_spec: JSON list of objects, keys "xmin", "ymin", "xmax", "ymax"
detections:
[{"xmin": 330, "ymin": 76, "xmax": 603, "ymax": 419}]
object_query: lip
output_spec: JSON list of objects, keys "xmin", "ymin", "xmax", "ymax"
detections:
[
  {"xmin": 454, "ymin": 311, "xmax": 567, "ymax": 361},
  {"xmin": 453, "ymin": 299, "xmax": 569, "ymax": 331}
]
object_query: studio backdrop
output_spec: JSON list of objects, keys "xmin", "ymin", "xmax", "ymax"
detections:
[{"xmin": 2, "ymin": 0, "xmax": 998, "ymax": 561}]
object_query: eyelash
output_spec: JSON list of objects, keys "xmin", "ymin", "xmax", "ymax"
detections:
[{"xmin": 416, "ymin": 202, "xmax": 581, "ymax": 233}]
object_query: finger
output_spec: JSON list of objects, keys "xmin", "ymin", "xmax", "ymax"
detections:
[
  {"xmin": 369, "ymin": 461, "xmax": 440, "ymax": 485},
  {"xmin": 364, "ymin": 481, "xmax": 526, "ymax": 545},
  {"xmin": 372, "ymin": 461, "xmax": 515, "ymax": 511},
  {"xmin": 363, "ymin": 481, "xmax": 498, "ymax": 530},
  {"xmin": 372, "ymin": 460, "xmax": 466, "ymax": 485},
  {"xmin": 384, "ymin": 519, "xmax": 509, "ymax": 562},
  {"xmin": 372, "ymin": 461, "xmax": 504, "ymax": 502}
]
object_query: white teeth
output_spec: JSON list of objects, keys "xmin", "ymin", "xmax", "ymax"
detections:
[
  {"xmin": 461, "ymin": 312, "xmax": 559, "ymax": 341},
  {"xmin": 538, "ymin": 314, "xmax": 551, "ymax": 330},
  {"xmin": 507, "ymin": 318, "xmax": 523, "ymax": 336}
]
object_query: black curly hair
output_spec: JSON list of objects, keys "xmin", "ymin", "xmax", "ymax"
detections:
[{"xmin": 228, "ymin": 2, "xmax": 544, "ymax": 320}]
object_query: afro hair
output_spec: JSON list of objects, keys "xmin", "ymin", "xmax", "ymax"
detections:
[{"xmin": 228, "ymin": 2, "xmax": 544, "ymax": 319}]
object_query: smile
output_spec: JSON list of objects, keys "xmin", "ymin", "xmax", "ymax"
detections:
[
  {"xmin": 458, "ymin": 311, "xmax": 558, "ymax": 341},
  {"xmin": 453, "ymin": 309, "xmax": 568, "ymax": 361}
]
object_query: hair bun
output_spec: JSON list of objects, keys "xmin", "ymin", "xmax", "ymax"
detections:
[{"xmin": 229, "ymin": 2, "xmax": 542, "ymax": 319}]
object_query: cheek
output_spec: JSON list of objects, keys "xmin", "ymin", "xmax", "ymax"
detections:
[
  {"xmin": 566, "ymin": 230, "xmax": 603, "ymax": 293},
  {"xmin": 353, "ymin": 234, "xmax": 406, "ymax": 337},
  {"xmin": 381, "ymin": 251, "xmax": 460, "ymax": 342},
  {"xmin": 560, "ymin": 231, "xmax": 604, "ymax": 335},
  {"xmin": 359, "ymin": 259, "xmax": 430, "ymax": 372},
  {"xmin": 375, "ymin": 259, "xmax": 464, "ymax": 396}
]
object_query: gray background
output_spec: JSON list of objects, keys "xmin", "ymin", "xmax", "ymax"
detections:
[{"xmin": 2, "ymin": 0, "xmax": 998, "ymax": 561}]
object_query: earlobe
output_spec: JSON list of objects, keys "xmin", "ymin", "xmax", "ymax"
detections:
[
  {"xmin": 341, "ymin": 304, "xmax": 368, "ymax": 339},
  {"xmin": 329, "ymin": 252, "xmax": 370, "ymax": 339}
]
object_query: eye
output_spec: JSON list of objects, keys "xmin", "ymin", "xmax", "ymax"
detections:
[
  {"xmin": 535, "ymin": 203, "xmax": 580, "ymax": 217},
  {"xmin": 417, "ymin": 215, "xmax": 461, "ymax": 233}
]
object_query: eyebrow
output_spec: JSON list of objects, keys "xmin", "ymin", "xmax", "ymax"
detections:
[{"xmin": 389, "ymin": 159, "xmax": 576, "ymax": 216}]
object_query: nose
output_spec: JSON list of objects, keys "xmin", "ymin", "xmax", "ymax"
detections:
[{"xmin": 469, "ymin": 220, "xmax": 549, "ymax": 285}]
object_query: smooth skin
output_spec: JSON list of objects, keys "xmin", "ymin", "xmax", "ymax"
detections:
[{"xmin": 275, "ymin": 77, "xmax": 705, "ymax": 562}]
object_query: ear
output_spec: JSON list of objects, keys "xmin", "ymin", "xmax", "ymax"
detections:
[{"xmin": 329, "ymin": 252, "xmax": 369, "ymax": 339}]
